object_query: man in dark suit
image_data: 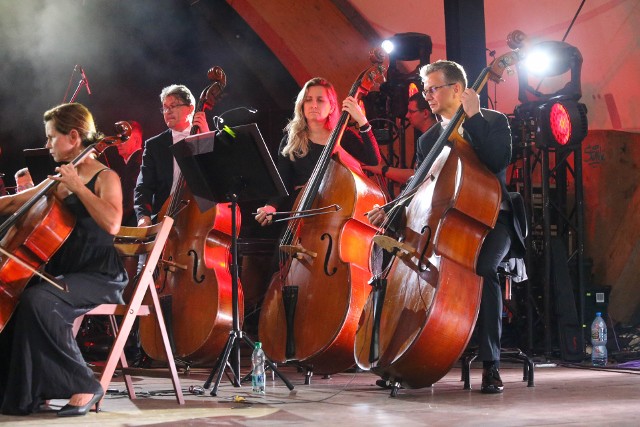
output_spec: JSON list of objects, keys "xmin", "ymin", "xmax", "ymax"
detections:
[
  {"xmin": 134, "ymin": 85, "xmax": 209, "ymax": 226},
  {"xmin": 368, "ymin": 60, "xmax": 525, "ymax": 394}
]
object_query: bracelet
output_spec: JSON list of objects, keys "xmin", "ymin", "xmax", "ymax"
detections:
[
  {"xmin": 381, "ymin": 165, "xmax": 389, "ymax": 177},
  {"xmin": 359, "ymin": 122, "xmax": 372, "ymax": 133}
]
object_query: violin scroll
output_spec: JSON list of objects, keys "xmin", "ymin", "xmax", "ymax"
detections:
[
  {"xmin": 488, "ymin": 50, "xmax": 522, "ymax": 83},
  {"xmin": 114, "ymin": 120, "xmax": 133, "ymax": 141},
  {"xmin": 92, "ymin": 121, "xmax": 133, "ymax": 155},
  {"xmin": 200, "ymin": 66, "xmax": 227, "ymax": 112}
]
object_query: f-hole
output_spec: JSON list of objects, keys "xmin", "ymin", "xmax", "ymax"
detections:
[
  {"xmin": 321, "ymin": 233, "xmax": 337, "ymax": 276},
  {"xmin": 188, "ymin": 249, "xmax": 205, "ymax": 283},
  {"xmin": 418, "ymin": 225, "xmax": 432, "ymax": 272}
]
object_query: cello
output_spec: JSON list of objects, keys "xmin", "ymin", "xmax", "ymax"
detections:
[
  {"xmin": 0, "ymin": 122, "xmax": 132, "ymax": 332},
  {"xmin": 258, "ymin": 64, "xmax": 386, "ymax": 375},
  {"xmin": 354, "ymin": 52, "xmax": 520, "ymax": 390},
  {"xmin": 138, "ymin": 67, "xmax": 242, "ymax": 365}
]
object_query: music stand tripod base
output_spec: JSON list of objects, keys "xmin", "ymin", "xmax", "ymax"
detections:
[{"xmin": 170, "ymin": 124, "xmax": 293, "ymax": 395}]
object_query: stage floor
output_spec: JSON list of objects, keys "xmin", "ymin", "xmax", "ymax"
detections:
[{"xmin": 1, "ymin": 360, "xmax": 638, "ymax": 426}]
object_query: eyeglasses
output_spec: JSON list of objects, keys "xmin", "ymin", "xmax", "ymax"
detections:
[
  {"xmin": 407, "ymin": 108, "xmax": 422, "ymax": 114},
  {"xmin": 160, "ymin": 104, "xmax": 189, "ymax": 114},
  {"xmin": 422, "ymin": 83, "xmax": 455, "ymax": 98}
]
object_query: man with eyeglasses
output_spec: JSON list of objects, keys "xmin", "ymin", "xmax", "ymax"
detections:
[
  {"xmin": 134, "ymin": 84, "xmax": 210, "ymax": 227},
  {"xmin": 367, "ymin": 60, "xmax": 525, "ymax": 394},
  {"xmin": 363, "ymin": 93, "xmax": 437, "ymax": 184}
]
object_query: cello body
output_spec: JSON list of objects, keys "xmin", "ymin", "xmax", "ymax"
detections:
[
  {"xmin": 0, "ymin": 195, "xmax": 75, "ymax": 331},
  {"xmin": 354, "ymin": 137, "xmax": 501, "ymax": 388},
  {"xmin": 259, "ymin": 152, "xmax": 384, "ymax": 374},
  {"xmin": 353, "ymin": 52, "xmax": 521, "ymax": 388},
  {"xmin": 139, "ymin": 187, "xmax": 241, "ymax": 364},
  {"xmin": 259, "ymin": 152, "xmax": 385, "ymax": 374}
]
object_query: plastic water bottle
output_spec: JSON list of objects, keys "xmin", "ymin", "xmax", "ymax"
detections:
[
  {"xmin": 251, "ymin": 341, "xmax": 266, "ymax": 394},
  {"xmin": 591, "ymin": 312, "xmax": 607, "ymax": 367}
]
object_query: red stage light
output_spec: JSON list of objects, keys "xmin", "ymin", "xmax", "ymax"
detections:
[
  {"xmin": 549, "ymin": 103, "xmax": 571, "ymax": 146},
  {"xmin": 537, "ymin": 99, "xmax": 588, "ymax": 148}
]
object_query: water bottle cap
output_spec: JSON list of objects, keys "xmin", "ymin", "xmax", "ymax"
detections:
[
  {"xmin": 596, "ymin": 312, "xmax": 601, "ymax": 317},
  {"xmin": 255, "ymin": 341, "xmax": 262, "ymax": 349}
]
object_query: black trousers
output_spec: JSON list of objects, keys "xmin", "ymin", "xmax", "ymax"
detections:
[{"xmin": 475, "ymin": 210, "xmax": 516, "ymax": 362}]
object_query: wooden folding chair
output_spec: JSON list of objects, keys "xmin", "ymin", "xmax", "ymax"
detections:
[{"xmin": 72, "ymin": 216, "xmax": 184, "ymax": 406}]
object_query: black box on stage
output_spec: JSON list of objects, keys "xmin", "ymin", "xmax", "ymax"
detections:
[{"xmin": 584, "ymin": 286, "xmax": 611, "ymax": 321}]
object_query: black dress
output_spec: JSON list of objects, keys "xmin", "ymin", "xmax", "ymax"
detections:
[{"xmin": 0, "ymin": 169, "xmax": 128, "ymax": 415}]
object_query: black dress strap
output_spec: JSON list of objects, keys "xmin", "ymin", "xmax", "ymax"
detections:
[{"xmin": 85, "ymin": 167, "xmax": 111, "ymax": 191}]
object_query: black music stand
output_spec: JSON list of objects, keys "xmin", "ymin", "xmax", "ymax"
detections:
[{"xmin": 171, "ymin": 123, "xmax": 293, "ymax": 396}]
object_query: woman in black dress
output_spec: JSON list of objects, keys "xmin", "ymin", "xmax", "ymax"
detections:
[
  {"xmin": 254, "ymin": 77, "xmax": 380, "ymax": 225},
  {"xmin": 0, "ymin": 103, "xmax": 128, "ymax": 416}
]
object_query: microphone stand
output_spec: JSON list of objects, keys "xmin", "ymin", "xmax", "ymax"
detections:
[
  {"xmin": 68, "ymin": 78, "xmax": 89, "ymax": 103},
  {"xmin": 62, "ymin": 65, "xmax": 90, "ymax": 103},
  {"xmin": 212, "ymin": 106, "xmax": 258, "ymax": 132}
]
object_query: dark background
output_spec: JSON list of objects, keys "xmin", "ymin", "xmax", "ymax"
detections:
[{"xmin": 0, "ymin": 0, "xmax": 299, "ymax": 201}]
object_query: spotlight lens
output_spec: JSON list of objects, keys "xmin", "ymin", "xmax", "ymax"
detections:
[
  {"xmin": 549, "ymin": 103, "xmax": 571, "ymax": 145},
  {"xmin": 381, "ymin": 40, "xmax": 394, "ymax": 54},
  {"xmin": 525, "ymin": 50, "xmax": 554, "ymax": 76}
]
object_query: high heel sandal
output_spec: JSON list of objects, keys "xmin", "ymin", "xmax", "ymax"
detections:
[{"xmin": 57, "ymin": 388, "xmax": 104, "ymax": 417}]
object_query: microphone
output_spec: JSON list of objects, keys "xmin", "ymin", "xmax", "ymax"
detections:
[
  {"xmin": 77, "ymin": 65, "xmax": 92, "ymax": 95},
  {"xmin": 507, "ymin": 30, "xmax": 527, "ymax": 50},
  {"xmin": 213, "ymin": 106, "xmax": 258, "ymax": 131}
]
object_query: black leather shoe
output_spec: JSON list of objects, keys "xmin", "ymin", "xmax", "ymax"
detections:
[
  {"xmin": 481, "ymin": 366, "xmax": 504, "ymax": 394},
  {"xmin": 57, "ymin": 389, "xmax": 104, "ymax": 417}
]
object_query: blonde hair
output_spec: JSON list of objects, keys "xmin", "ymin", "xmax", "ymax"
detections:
[
  {"xmin": 43, "ymin": 102, "xmax": 101, "ymax": 146},
  {"xmin": 282, "ymin": 77, "xmax": 339, "ymax": 160}
]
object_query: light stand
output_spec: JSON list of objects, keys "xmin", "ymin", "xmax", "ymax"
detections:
[{"xmin": 171, "ymin": 123, "xmax": 294, "ymax": 396}]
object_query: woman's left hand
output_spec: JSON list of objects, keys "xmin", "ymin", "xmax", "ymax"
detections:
[
  {"xmin": 342, "ymin": 96, "xmax": 367, "ymax": 127},
  {"xmin": 50, "ymin": 163, "xmax": 84, "ymax": 194}
]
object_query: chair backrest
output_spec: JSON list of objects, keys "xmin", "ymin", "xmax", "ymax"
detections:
[{"xmin": 114, "ymin": 221, "xmax": 169, "ymax": 257}]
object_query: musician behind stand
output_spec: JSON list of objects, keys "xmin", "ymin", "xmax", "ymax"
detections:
[
  {"xmin": 134, "ymin": 84, "xmax": 209, "ymax": 227},
  {"xmin": 254, "ymin": 76, "xmax": 381, "ymax": 227},
  {"xmin": 367, "ymin": 60, "xmax": 526, "ymax": 394},
  {"xmin": 14, "ymin": 168, "xmax": 35, "ymax": 193},
  {"xmin": 362, "ymin": 92, "xmax": 438, "ymax": 185},
  {"xmin": 0, "ymin": 102, "xmax": 128, "ymax": 415}
]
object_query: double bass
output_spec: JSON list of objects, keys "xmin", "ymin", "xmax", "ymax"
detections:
[
  {"xmin": 139, "ymin": 67, "xmax": 242, "ymax": 365},
  {"xmin": 354, "ymin": 52, "xmax": 520, "ymax": 389},
  {"xmin": 258, "ymin": 64, "xmax": 386, "ymax": 375},
  {"xmin": 0, "ymin": 122, "xmax": 132, "ymax": 332}
]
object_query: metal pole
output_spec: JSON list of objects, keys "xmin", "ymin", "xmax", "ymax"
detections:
[
  {"xmin": 574, "ymin": 146, "xmax": 586, "ymax": 353},
  {"xmin": 541, "ymin": 148, "xmax": 553, "ymax": 360}
]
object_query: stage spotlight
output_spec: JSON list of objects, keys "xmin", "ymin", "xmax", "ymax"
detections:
[
  {"xmin": 381, "ymin": 39, "xmax": 394, "ymax": 55},
  {"xmin": 382, "ymin": 32, "xmax": 432, "ymax": 117},
  {"xmin": 514, "ymin": 35, "xmax": 583, "ymax": 103},
  {"xmin": 524, "ymin": 41, "xmax": 578, "ymax": 78},
  {"xmin": 536, "ymin": 98, "xmax": 588, "ymax": 148}
]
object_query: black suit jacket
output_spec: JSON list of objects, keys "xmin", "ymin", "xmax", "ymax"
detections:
[
  {"xmin": 415, "ymin": 108, "xmax": 526, "ymax": 255},
  {"xmin": 134, "ymin": 129, "xmax": 174, "ymax": 221}
]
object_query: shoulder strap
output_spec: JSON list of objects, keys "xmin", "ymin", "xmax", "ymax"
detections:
[{"xmin": 86, "ymin": 167, "xmax": 112, "ymax": 191}]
